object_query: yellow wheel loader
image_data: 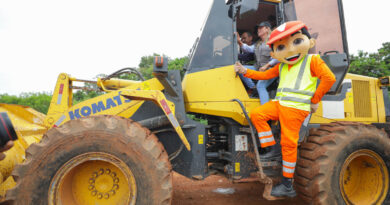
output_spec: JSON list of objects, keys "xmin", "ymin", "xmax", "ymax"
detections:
[{"xmin": 1, "ymin": 0, "xmax": 390, "ymax": 204}]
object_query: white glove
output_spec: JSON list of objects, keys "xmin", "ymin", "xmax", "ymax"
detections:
[
  {"xmin": 310, "ymin": 103, "xmax": 319, "ymax": 113},
  {"xmin": 234, "ymin": 61, "xmax": 247, "ymax": 74}
]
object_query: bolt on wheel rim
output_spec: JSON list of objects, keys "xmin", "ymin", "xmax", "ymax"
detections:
[{"xmin": 49, "ymin": 152, "xmax": 137, "ymax": 205}]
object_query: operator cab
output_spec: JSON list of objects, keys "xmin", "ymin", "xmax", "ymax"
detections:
[
  {"xmin": 235, "ymin": 1, "xmax": 280, "ymax": 98},
  {"xmin": 185, "ymin": 0, "xmax": 350, "ymax": 95}
]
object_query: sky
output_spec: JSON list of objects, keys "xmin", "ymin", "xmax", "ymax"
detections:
[{"xmin": 0, "ymin": 0, "xmax": 389, "ymax": 95}]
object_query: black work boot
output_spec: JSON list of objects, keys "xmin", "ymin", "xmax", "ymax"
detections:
[
  {"xmin": 271, "ymin": 177, "xmax": 297, "ymax": 197},
  {"xmin": 260, "ymin": 144, "xmax": 281, "ymax": 161}
]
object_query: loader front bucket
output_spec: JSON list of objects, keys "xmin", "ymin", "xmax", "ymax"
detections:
[{"xmin": 0, "ymin": 104, "xmax": 47, "ymax": 199}]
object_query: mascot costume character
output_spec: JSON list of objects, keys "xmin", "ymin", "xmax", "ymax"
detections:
[{"xmin": 235, "ymin": 21, "xmax": 336, "ymax": 197}]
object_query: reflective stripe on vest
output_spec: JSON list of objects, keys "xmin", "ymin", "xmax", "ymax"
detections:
[
  {"xmin": 275, "ymin": 55, "xmax": 318, "ymax": 111},
  {"xmin": 275, "ymin": 96, "xmax": 311, "ymax": 104},
  {"xmin": 276, "ymin": 88, "xmax": 315, "ymax": 96}
]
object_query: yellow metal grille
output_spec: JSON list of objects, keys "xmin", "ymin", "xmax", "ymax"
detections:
[{"xmin": 352, "ymin": 80, "xmax": 372, "ymax": 118}]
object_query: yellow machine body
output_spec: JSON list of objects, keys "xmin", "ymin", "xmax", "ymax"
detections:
[
  {"xmin": 182, "ymin": 65, "xmax": 260, "ymax": 125},
  {"xmin": 0, "ymin": 104, "xmax": 46, "ymax": 198},
  {"xmin": 0, "ymin": 72, "xmax": 193, "ymax": 198},
  {"xmin": 311, "ymin": 73, "xmax": 388, "ymax": 124},
  {"xmin": 0, "ymin": 0, "xmax": 389, "ymax": 203},
  {"xmin": 44, "ymin": 73, "xmax": 190, "ymax": 151},
  {"xmin": 45, "ymin": 73, "xmax": 162, "ymax": 128},
  {"xmin": 183, "ymin": 66, "xmax": 388, "ymax": 125},
  {"xmin": 1, "ymin": 64, "xmax": 388, "ymax": 201}
]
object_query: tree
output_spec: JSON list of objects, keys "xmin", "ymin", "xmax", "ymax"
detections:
[
  {"xmin": 168, "ymin": 56, "xmax": 189, "ymax": 77},
  {"xmin": 72, "ymin": 88, "xmax": 101, "ymax": 105},
  {"xmin": 0, "ymin": 92, "xmax": 52, "ymax": 114},
  {"xmin": 349, "ymin": 42, "xmax": 390, "ymax": 78},
  {"xmin": 378, "ymin": 42, "xmax": 390, "ymax": 63},
  {"xmin": 138, "ymin": 54, "xmax": 188, "ymax": 80},
  {"xmin": 138, "ymin": 53, "xmax": 163, "ymax": 80}
]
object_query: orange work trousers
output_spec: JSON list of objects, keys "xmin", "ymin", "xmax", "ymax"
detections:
[{"xmin": 250, "ymin": 100, "xmax": 309, "ymax": 178}]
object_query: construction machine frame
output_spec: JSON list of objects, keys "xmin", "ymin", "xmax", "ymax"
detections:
[{"xmin": 1, "ymin": 0, "xmax": 390, "ymax": 204}]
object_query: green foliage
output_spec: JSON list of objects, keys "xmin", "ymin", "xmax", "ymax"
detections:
[
  {"xmin": 117, "ymin": 72, "xmax": 143, "ymax": 81},
  {"xmin": 0, "ymin": 92, "xmax": 52, "ymax": 114},
  {"xmin": 138, "ymin": 53, "xmax": 163, "ymax": 80},
  {"xmin": 138, "ymin": 53, "xmax": 188, "ymax": 80},
  {"xmin": 349, "ymin": 42, "xmax": 390, "ymax": 100},
  {"xmin": 378, "ymin": 42, "xmax": 390, "ymax": 66},
  {"xmin": 72, "ymin": 74, "xmax": 105, "ymax": 105},
  {"xmin": 73, "ymin": 89, "xmax": 102, "ymax": 105},
  {"xmin": 168, "ymin": 56, "xmax": 189, "ymax": 77},
  {"xmin": 0, "ymin": 89, "xmax": 102, "ymax": 114},
  {"xmin": 187, "ymin": 114, "xmax": 208, "ymax": 125},
  {"xmin": 349, "ymin": 42, "xmax": 390, "ymax": 78},
  {"xmin": 0, "ymin": 79, "xmax": 103, "ymax": 114}
]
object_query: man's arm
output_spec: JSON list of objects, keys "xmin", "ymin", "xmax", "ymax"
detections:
[
  {"xmin": 235, "ymin": 32, "xmax": 254, "ymax": 53},
  {"xmin": 241, "ymin": 44, "xmax": 255, "ymax": 53},
  {"xmin": 236, "ymin": 32, "xmax": 243, "ymax": 47}
]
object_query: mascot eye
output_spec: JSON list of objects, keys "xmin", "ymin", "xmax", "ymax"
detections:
[
  {"xmin": 276, "ymin": 45, "xmax": 285, "ymax": 52},
  {"xmin": 293, "ymin": 38, "xmax": 304, "ymax": 45}
]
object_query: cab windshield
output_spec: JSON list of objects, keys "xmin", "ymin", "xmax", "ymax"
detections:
[
  {"xmin": 186, "ymin": 0, "xmax": 235, "ymax": 74},
  {"xmin": 186, "ymin": 0, "xmax": 280, "ymax": 74}
]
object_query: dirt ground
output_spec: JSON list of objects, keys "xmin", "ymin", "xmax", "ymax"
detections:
[{"xmin": 172, "ymin": 172, "xmax": 305, "ymax": 205}]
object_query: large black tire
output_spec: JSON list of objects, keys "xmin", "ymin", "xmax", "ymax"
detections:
[
  {"xmin": 5, "ymin": 115, "xmax": 172, "ymax": 205},
  {"xmin": 295, "ymin": 122, "xmax": 390, "ymax": 205}
]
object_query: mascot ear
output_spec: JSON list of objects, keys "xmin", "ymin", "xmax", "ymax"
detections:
[{"xmin": 309, "ymin": 38, "xmax": 316, "ymax": 49}]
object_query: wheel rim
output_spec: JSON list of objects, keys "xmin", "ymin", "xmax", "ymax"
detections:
[
  {"xmin": 49, "ymin": 152, "xmax": 137, "ymax": 205},
  {"xmin": 340, "ymin": 149, "xmax": 389, "ymax": 205}
]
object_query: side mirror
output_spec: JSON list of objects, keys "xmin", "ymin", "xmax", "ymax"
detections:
[{"xmin": 239, "ymin": 0, "xmax": 258, "ymax": 19}]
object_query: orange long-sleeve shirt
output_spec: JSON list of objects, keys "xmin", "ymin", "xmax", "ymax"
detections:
[{"xmin": 244, "ymin": 55, "xmax": 336, "ymax": 104}]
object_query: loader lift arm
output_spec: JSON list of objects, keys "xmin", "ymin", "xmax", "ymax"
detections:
[
  {"xmin": 119, "ymin": 89, "xmax": 191, "ymax": 151},
  {"xmin": 45, "ymin": 69, "xmax": 191, "ymax": 151}
]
